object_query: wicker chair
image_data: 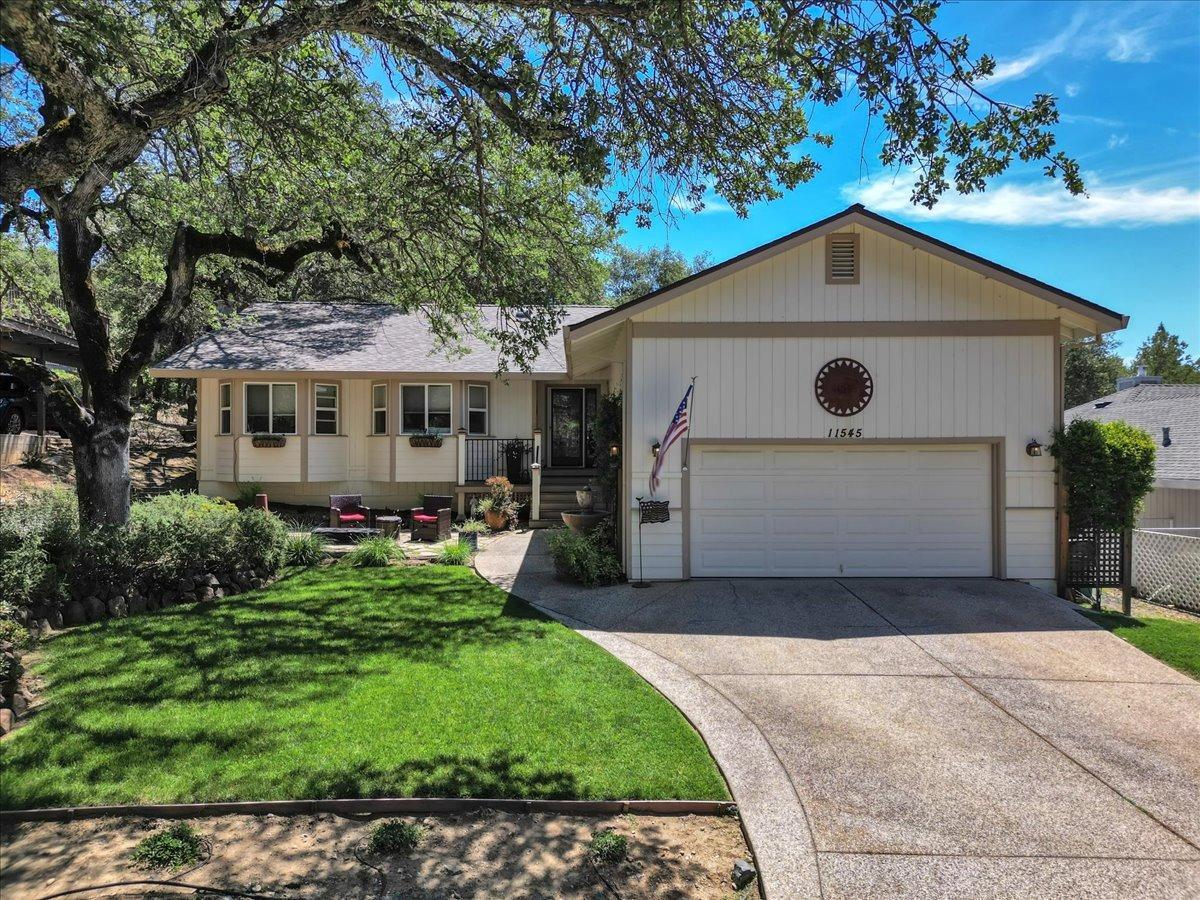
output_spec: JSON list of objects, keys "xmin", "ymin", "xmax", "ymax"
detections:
[
  {"xmin": 329, "ymin": 493, "xmax": 371, "ymax": 527},
  {"xmin": 410, "ymin": 494, "xmax": 452, "ymax": 542}
]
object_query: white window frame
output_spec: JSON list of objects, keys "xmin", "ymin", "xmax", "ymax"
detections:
[
  {"xmin": 466, "ymin": 383, "xmax": 489, "ymax": 436},
  {"xmin": 218, "ymin": 381, "xmax": 232, "ymax": 435},
  {"xmin": 371, "ymin": 382, "xmax": 388, "ymax": 435},
  {"xmin": 400, "ymin": 383, "xmax": 453, "ymax": 434},
  {"xmin": 313, "ymin": 382, "xmax": 339, "ymax": 436},
  {"xmin": 243, "ymin": 382, "xmax": 298, "ymax": 435}
]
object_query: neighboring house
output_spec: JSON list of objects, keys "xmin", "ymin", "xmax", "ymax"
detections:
[
  {"xmin": 156, "ymin": 205, "xmax": 1128, "ymax": 591},
  {"xmin": 1065, "ymin": 374, "xmax": 1200, "ymax": 528}
]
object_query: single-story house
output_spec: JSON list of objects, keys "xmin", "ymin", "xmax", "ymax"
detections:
[
  {"xmin": 154, "ymin": 205, "xmax": 1128, "ymax": 591},
  {"xmin": 1065, "ymin": 374, "xmax": 1199, "ymax": 528}
]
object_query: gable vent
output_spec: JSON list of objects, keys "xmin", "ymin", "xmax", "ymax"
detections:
[{"xmin": 826, "ymin": 233, "xmax": 860, "ymax": 285}]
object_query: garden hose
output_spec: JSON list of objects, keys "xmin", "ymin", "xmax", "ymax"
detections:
[{"xmin": 36, "ymin": 880, "xmax": 281, "ymax": 899}]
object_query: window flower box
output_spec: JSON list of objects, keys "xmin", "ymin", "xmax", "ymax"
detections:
[
  {"xmin": 408, "ymin": 433, "xmax": 444, "ymax": 448},
  {"xmin": 251, "ymin": 434, "xmax": 288, "ymax": 448}
]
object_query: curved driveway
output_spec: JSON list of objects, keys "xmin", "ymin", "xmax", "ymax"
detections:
[{"xmin": 476, "ymin": 531, "xmax": 1200, "ymax": 899}]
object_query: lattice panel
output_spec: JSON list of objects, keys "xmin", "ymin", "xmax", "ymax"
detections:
[
  {"xmin": 1065, "ymin": 527, "xmax": 1125, "ymax": 588},
  {"xmin": 1133, "ymin": 530, "xmax": 1200, "ymax": 612}
]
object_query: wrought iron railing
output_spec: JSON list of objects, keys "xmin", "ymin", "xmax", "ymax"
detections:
[{"xmin": 464, "ymin": 437, "xmax": 534, "ymax": 484}]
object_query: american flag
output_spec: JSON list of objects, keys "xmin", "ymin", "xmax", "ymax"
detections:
[{"xmin": 649, "ymin": 382, "xmax": 694, "ymax": 496}]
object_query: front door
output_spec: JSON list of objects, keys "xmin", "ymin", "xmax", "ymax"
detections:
[{"xmin": 549, "ymin": 388, "xmax": 596, "ymax": 468}]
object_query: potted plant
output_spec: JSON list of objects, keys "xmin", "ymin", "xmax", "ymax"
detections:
[
  {"xmin": 480, "ymin": 475, "xmax": 522, "ymax": 531},
  {"xmin": 251, "ymin": 434, "xmax": 287, "ymax": 448},
  {"xmin": 501, "ymin": 439, "xmax": 527, "ymax": 483},
  {"xmin": 458, "ymin": 518, "xmax": 488, "ymax": 552}
]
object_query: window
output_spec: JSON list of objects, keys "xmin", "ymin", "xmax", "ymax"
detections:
[
  {"xmin": 401, "ymin": 384, "xmax": 452, "ymax": 434},
  {"xmin": 825, "ymin": 233, "xmax": 860, "ymax": 285},
  {"xmin": 467, "ymin": 384, "xmax": 489, "ymax": 435},
  {"xmin": 244, "ymin": 383, "xmax": 296, "ymax": 434},
  {"xmin": 314, "ymin": 383, "xmax": 339, "ymax": 435},
  {"xmin": 218, "ymin": 382, "xmax": 231, "ymax": 435},
  {"xmin": 371, "ymin": 383, "xmax": 388, "ymax": 435}
]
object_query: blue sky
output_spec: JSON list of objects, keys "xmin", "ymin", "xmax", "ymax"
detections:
[{"xmin": 617, "ymin": 0, "xmax": 1200, "ymax": 358}]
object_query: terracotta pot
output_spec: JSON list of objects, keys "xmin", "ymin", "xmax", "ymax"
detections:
[{"xmin": 483, "ymin": 509, "xmax": 509, "ymax": 531}]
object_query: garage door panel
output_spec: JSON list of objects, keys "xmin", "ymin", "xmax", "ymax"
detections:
[
  {"xmin": 695, "ymin": 448, "xmax": 766, "ymax": 472},
  {"xmin": 690, "ymin": 443, "xmax": 992, "ymax": 578}
]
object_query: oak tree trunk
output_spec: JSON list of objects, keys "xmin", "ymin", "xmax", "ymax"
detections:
[{"xmin": 72, "ymin": 407, "xmax": 133, "ymax": 526}]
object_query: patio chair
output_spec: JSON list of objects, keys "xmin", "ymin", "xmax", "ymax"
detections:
[
  {"xmin": 410, "ymin": 494, "xmax": 452, "ymax": 542},
  {"xmin": 329, "ymin": 493, "xmax": 372, "ymax": 527}
]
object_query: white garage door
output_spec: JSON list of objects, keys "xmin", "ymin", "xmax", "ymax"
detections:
[{"xmin": 689, "ymin": 444, "xmax": 993, "ymax": 577}]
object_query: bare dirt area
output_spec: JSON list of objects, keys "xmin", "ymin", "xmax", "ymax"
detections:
[{"xmin": 1, "ymin": 810, "xmax": 753, "ymax": 899}]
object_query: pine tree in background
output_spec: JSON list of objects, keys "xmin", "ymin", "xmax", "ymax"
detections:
[{"xmin": 1132, "ymin": 324, "xmax": 1200, "ymax": 384}]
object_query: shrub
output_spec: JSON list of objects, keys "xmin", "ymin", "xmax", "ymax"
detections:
[
  {"xmin": 458, "ymin": 518, "xmax": 489, "ymax": 534},
  {"xmin": 1051, "ymin": 420, "xmax": 1157, "ymax": 530},
  {"xmin": 589, "ymin": 828, "xmax": 628, "ymax": 864},
  {"xmin": 368, "ymin": 820, "xmax": 425, "ymax": 854},
  {"xmin": 436, "ymin": 541, "xmax": 473, "ymax": 565},
  {"xmin": 345, "ymin": 536, "xmax": 403, "ymax": 568},
  {"xmin": 234, "ymin": 480, "xmax": 264, "ymax": 508},
  {"xmin": 285, "ymin": 532, "xmax": 326, "ymax": 567},
  {"xmin": 131, "ymin": 493, "xmax": 239, "ymax": 585},
  {"xmin": 547, "ymin": 522, "xmax": 622, "ymax": 586},
  {"xmin": 233, "ymin": 508, "xmax": 289, "ymax": 574},
  {"xmin": 131, "ymin": 823, "xmax": 204, "ymax": 869},
  {"xmin": 70, "ymin": 524, "xmax": 140, "ymax": 600}
]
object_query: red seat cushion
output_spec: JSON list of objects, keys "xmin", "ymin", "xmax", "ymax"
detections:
[
  {"xmin": 412, "ymin": 513, "xmax": 438, "ymax": 524},
  {"xmin": 339, "ymin": 513, "xmax": 366, "ymax": 523}
]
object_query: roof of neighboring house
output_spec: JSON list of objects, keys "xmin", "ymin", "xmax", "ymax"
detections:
[
  {"xmin": 151, "ymin": 302, "xmax": 611, "ymax": 376},
  {"xmin": 1065, "ymin": 384, "xmax": 1200, "ymax": 487},
  {"xmin": 568, "ymin": 204, "xmax": 1127, "ymax": 340}
]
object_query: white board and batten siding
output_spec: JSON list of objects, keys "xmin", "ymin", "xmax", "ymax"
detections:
[{"xmin": 626, "ymin": 225, "xmax": 1063, "ymax": 587}]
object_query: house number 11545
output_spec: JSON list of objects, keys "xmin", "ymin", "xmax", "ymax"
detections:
[{"xmin": 827, "ymin": 427, "xmax": 863, "ymax": 438}]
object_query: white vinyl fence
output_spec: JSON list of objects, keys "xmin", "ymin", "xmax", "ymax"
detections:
[{"xmin": 1132, "ymin": 528, "xmax": 1200, "ymax": 612}]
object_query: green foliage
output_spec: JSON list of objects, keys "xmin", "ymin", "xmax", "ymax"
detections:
[
  {"xmin": 547, "ymin": 523, "xmax": 623, "ymax": 587},
  {"xmin": 589, "ymin": 829, "xmax": 628, "ymax": 864},
  {"xmin": 130, "ymin": 823, "xmax": 203, "ymax": 869},
  {"xmin": 233, "ymin": 508, "xmax": 290, "ymax": 573},
  {"xmin": 344, "ymin": 537, "xmax": 403, "ymax": 568},
  {"xmin": 590, "ymin": 392, "xmax": 622, "ymax": 515},
  {"xmin": 605, "ymin": 245, "xmax": 711, "ymax": 305},
  {"xmin": 368, "ymin": 820, "xmax": 425, "ymax": 854},
  {"xmin": 234, "ymin": 481, "xmax": 264, "ymax": 509},
  {"xmin": 458, "ymin": 519, "xmax": 489, "ymax": 534},
  {"xmin": 481, "ymin": 476, "xmax": 522, "ymax": 525},
  {"xmin": 1051, "ymin": 420, "xmax": 1156, "ymax": 531},
  {"xmin": 436, "ymin": 541, "xmax": 473, "ymax": 566},
  {"xmin": 0, "ymin": 566, "xmax": 729, "ymax": 808},
  {"xmin": 285, "ymin": 533, "xmax": 326, "ymax": 568},
  {"xmin": 1132, "ymin": 324, "xmax": 1200, "ymax": 384},
  {"xmin": 1063, "ymin": 335, "xmax": 1129, "ymax": 408}
]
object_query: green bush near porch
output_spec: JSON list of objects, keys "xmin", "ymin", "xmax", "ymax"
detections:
[{"xmin": 0, "ymin": 566, "xmax": 727, "ymax": 808}]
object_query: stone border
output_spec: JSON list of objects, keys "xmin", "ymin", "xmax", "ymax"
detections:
[{"xmin": 1, "ymin": 797, "xmax": 736, "ymax": 825}]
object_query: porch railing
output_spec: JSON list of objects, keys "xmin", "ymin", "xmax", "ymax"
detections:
[{"xmin": 464, "ymin": 437, "xmax": 535, "ymax": 484}]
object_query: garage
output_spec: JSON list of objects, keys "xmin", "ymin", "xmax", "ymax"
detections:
[{"xmin": 688, "ymin": 443, "xmax": 994, "ymax": 577}]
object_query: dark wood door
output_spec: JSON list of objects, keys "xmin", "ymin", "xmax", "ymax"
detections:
[{"xmin": 549, "ymin": 388, "xmax": 585, "ymax": 467}]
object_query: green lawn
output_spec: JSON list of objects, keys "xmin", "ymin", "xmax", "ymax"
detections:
[
  {"xmin": 1, "ymin": 566, "xmax": 728, "ymax": 809},
  {"xmin": 1083, "ymin": 609, "xmax": 1200, "ymax": 680}
]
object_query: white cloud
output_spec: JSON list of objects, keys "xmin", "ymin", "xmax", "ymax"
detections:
[
  {"xmin": 1107, "ymin": 134, "xmax": 1129, "ymax": 150},
  {"xmin": 1064, "ymin": 82, "xmax": 1081, "ymax": 97},
  {"xmin": 1061, "ymin": 113, "xmax": 1125, "ymax": 127},
  {"xmin": 844, "ymin": 172, "xmax": 1200, "ymax": 228},
  {"xmin": 1108, "ymin": 27, "xmax": 1157, "ymax": 63},
  {"xmin": 669, "ymin": 192, "xmax": 731, "ymax": 215}
]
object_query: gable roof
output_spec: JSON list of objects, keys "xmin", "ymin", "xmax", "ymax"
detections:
[
  {"xmin": 1065, "ymin": 384, "xmax": 1200, "ymax": 487},
  {"xmin": 151, "ymin": 303, "xmax": 610, "ymax": 377},
  {"xmin": 568, "ymin": 204, "xmax": 1127, "ymax": 340}
]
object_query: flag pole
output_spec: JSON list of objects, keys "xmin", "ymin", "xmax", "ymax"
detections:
[{"xmin": 681, "ymin": 376, "xmax": 697, "ymax": 473}]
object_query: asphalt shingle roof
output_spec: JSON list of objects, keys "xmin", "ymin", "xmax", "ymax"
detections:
[
  {"xmin": 154, "ymin": 303, "xmax": 610, "ymax": 375},
  {"xmin": 1065, "ymin": 384, "xmax": 1200, "ymax": 485}
]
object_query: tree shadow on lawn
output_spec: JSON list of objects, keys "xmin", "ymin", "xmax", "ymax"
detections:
[{"xmin": 1, "ymin": 567, "xmax": 597, "ymax": 808}]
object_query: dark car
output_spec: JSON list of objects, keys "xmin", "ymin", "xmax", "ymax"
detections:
[{"xmin": 0, "ymin": 372, "xmax": 63, "ymax": 435}]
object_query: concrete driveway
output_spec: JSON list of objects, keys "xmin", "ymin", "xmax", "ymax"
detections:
[{"xmin": 477, "ymin": 531, "xmax": 1200, "ymax": 900}]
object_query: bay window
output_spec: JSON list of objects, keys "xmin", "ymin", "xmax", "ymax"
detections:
[
  {"xmin": 244, "ymin": 383, "xmax": 296, "ymax": 434},
  {"xmin": 401, "ymin": 384, "xmax": 452, "ymax": 434},
  {"xmin": 371, "ymin": 383, "xmax": 388, "ymax": 435},
  {"xmin": 314, "ymin": 383, "xmax": 339, "ymax": 435},
  {"xmin": 467, "ymin": 384, "xmax": 489, "ymax": 435}
]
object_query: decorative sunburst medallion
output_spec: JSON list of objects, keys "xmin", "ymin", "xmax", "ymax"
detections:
[{"xmin": 814, "ymin": 358, "xmax": 873, "ymax": 417}]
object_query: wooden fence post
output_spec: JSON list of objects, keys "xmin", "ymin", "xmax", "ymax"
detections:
[{"xmin": 1121, "ymin": 528, "xmax": 1133, "ymax": 616}]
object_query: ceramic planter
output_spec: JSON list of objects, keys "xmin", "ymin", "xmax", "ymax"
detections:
[
  {"xmin": 575, "ymin": 488, "xmax": 594, "ymax": 512},
  {"xmin": 483, "ymin": 509, "xmax": 509, "ymax": 531}
]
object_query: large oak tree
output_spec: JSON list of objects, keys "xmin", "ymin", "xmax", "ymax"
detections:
[{"xmin": 2, "ymin": 0, "xmax": 1081, "ymax": 525}]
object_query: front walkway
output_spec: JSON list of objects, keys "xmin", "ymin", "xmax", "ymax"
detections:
[{"xmin": 476, "ymin": 531, "xmax": 1200, "ymax": 900}]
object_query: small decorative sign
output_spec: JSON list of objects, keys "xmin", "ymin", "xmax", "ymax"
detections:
[
  {"xmin": 251, "ymin": 434, "xmax": 287, "ymax": 448},
  {"xmin": 815, "ymin": 358, "xmax": 873, "ymax": 417}
]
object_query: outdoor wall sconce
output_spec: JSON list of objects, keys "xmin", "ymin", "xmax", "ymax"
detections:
[
  {"xmin": 1025, "ymin": 440, "xmax": 1044, "ymax": 457},
  {"xmin": 609, "ymin": 444, "xmax": 620, "ymax": 457},
  {"xmin": 650, "ymin": 440, "xmax": 661, "ymax": 458}
]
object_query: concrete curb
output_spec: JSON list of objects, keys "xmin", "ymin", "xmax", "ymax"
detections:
[{"xmin": 0, "ymin": 797, "xmax": 736, "ymax": 825}]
